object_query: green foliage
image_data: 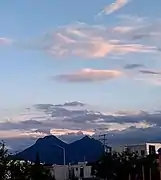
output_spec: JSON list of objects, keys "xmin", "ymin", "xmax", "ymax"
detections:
[
  {"xmin": 0, "ymin": 141, "xmax": 55, "ymax": 180},
  {"xmin": 92, "ymin": 151, "xmax": 160, "ymax": 180}
]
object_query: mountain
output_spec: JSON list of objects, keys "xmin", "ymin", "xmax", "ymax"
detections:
[
  {"xmin": 67, "ymin": 136, "xmax": 104, "ymax": 163},
  {"xmin": 15, "ymin": 135, "xmax": 104, "ymax": 165}
]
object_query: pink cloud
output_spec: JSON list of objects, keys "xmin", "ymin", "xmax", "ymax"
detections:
[
  {"xmin": 44, "ymin": 22, "xmax": 159, "ymax": 58},
  {"xmin": 113, "ymin": 26, "xmax": 135, "ymax": 33},
  {"xmin": 1, "ymin": 19, "xmax": 160, "ymax": 59},
  {"xmin": 0, "ymin": 38, "xmax": 11, "ymax": 45},
  {"xmin": 97, "ymin": 0, "xmax": 130, "ymax": 16},
  {"xmin": 54, "ymin": 68, "xmax": 124, "ymax": 82},
  {"xmin": 0, "ymin": 129, "xmax": 47, "ymax": 138}
]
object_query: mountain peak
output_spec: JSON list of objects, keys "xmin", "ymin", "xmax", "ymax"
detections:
[
  {"xmin": 82, "ymin": 135, "xmax": 91, "ymax": 140},
  {"xmin": 36, "ymin": 135, "xmax": 66, "ymax": 147}
]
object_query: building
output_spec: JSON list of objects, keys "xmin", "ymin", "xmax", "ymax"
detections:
[
  {"xmin": 123, "ymin": 143, "xmax": 161, "ymax": 156},
  {"xmin": 50, "ymin": 162, "xmax": 92, "ymax": 180},
  {"xmin": 113, "ymin": 143, "xmax": 161, "ymax": 156},
  {"xmin": 69, "ymin": 162, "xmax": 92, "ymax": 179},
  {"xmin": 51, "ymin": 165, "xmax": 69, "ymax": 180}
]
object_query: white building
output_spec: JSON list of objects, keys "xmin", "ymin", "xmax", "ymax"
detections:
[
  {"xmin": 69, "ymin": 162, "xmax": 92, "ymax": 179},
  {"xmin": 114, "ymin": 143, "xmax": 161, "ymax": 156},
  {"xmin": 50, "ymin": 162, "xmax": 92, "ymax": 180},
  {"xmin": 51, "ymin": 165, "xmax": 69, "ymax": 180}
]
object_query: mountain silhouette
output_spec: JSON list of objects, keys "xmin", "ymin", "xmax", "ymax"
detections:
[{"xmin": 15, "ymin": 135, "xmax": 104, "ymax": 165}]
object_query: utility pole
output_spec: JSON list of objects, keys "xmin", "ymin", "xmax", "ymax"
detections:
[
  {"xmin": 149, "ymin": 167, "xmax": 152, "ymax": 180},
  {"xmin": 99, "ymin": 134, "xmax": 108, "ymax": 153},
  {"xmin": 142, "ymin": 165, "xmax": 145, "ymax": 180},
  {"xmin": 128, "ymin": 174, "xmax": 131, "ymax": 180}
]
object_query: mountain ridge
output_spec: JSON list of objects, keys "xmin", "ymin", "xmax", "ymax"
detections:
[{"xmin": 15, "ymin": 135, "xmax": 104, "ymax": 165}]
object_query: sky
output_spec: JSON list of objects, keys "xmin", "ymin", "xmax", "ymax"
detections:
[{"xmin": 0, "ymin": 0, "xmax": 161, "ymax": 150}]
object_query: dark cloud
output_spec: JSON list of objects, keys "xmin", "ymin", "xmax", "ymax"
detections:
[
  {"xmin": 20, "ymin": 120, "xmax": 42, "ymax": 125},
  {"xmin": 51, "ymin": 108, "xmax": 87, "ymax": 117},
  {"xmin": 124, "ymin": 63, "xmax": 145, "ymax": 69},
  {"xmin": 55, "ymin": 101, "xmax": 85, "ymax": 107},
  {"xmin": 1, "ymin": 102, "xmax": 161, "ymax": 151},
  {"xmin": 0, "ymin": 120, "xmax": 43, "ymax": 131},
  {"xmin": 34, "ymin": 104, "xmax": 54, "ymax": 110},
  {"xmin": 128, "ymin": 20, "xmax": 161, "ymax": 41},
  {"xmin": 1, "ymin": 105, "xmax": 161, "ymax": 132},
  {"xmin": 63, "ymin": 110, "xmax": 161, "ymax": 126},
  {"xmin": 34, "ymin": 102, "xmax": 86, "ymax": 110},
  {"xmin": 139, "ymin": 70, "xmax": 161, "ymax": 75},
  {"xmin": 132, "ymin": 34, "xmax": 151, "ymax": 40}
]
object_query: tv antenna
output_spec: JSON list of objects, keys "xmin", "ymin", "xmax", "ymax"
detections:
[{"xmin": 99, "ymin": 133, "xmax": 108, "ymax": 153}]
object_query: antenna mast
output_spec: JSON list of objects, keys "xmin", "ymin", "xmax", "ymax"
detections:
[{"xmin": 99, "ymin": 133, "xmax": 108, "ymax": 153}]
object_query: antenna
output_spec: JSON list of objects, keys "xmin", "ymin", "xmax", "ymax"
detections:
[{"xmin": 99, "ymin": 133, "xmax": 108, "ymax": 153}]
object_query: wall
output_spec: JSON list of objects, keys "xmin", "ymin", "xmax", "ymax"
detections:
[
  {"xmin": 52, "ymin": 165, "xmax": 69, "ymax": 180},
  {"xmin": 83, "ymin": 166, "xmax": 92, "ymax": 178}
]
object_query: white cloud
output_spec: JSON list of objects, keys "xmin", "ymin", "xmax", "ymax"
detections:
[
  {"xmin": 0, "ymin": 129, "xmax": 47, "ymax": 139},
  {"xmin": 50, "ymin": 128, "xmax": 95, "ymax": 136},
  {"xmin": 106, "ymin": 121, "xmax": 154, "ymax": 131}
]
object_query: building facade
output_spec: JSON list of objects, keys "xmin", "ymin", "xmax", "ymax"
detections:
[
  {"xmin": 51, "ymin": 162, "xmax": 92, "ymax": 180},
  {"xmin": 125, "ymin": 143, "xmax": 161, "ymax": 156},
  {"xmin": 113, "ymin": 143, "xmax": 161, "ymax": 156}
]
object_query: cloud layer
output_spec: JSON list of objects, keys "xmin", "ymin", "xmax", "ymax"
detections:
[
  {"xmin": 1, "ymin": 17, "xmax": 160, "ymax": 59},
  {"xmin": 1, "ymin": 102, "xmax": 161, "ymax": 151},
  {"xmin": 54, "ymin": 68, "xmax": 123, "ymax": 82}
]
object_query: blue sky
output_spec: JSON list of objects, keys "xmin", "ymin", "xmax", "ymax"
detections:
[
  {"xmin": 0, "ymin": 0, "xmax": 161, "ymax": 111},
  {"xmin": 1, "ymin": 0, "xmax": 161, "ymax": 149}
]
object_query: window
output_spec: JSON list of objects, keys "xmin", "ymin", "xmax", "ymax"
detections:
[
  {"xmin": 76, "ymin": 168, "xmax": 78, "ymax": 171},
  {"xmin": 141, "ymin": 150, "xmax": 145, "ymax": 156}
]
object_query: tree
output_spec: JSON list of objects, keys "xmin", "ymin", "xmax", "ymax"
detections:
[
  {"xmin": 92, "ymin": 151, "xmax": 160, "ymax": 180},
  {"xmin": 0, "ymin": 142, "xmax": 54, "ymax": 180},
  {"xmin": 30, "ymin": 151, "xmax": 54, "ymax": 180},
  {"xmin": 0, "ymin": 141, "xmax": 10, "ymax": 179}
]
